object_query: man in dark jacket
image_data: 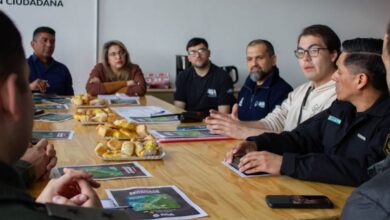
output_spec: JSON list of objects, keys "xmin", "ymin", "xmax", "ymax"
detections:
[
  {"xmin": 237, "ymin": 39, "xmax": 292, "ymax": 121},
  {"xmin": 225, "ymin": 38, "xmax": 390, "ymax": 186},
  {"xmin": 341, "ymin": 22, "xmax": 390, "ymax": 220}
]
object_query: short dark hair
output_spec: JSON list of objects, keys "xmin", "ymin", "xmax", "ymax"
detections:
[
  {"xmin": 342, "ymin": 38, "xmax": 387, "ymax": 92},
  {"xmin": 33, "ymin": 26, "xmax": 55, "ymax": 39},
  {"xmin": 247, "ymin": 39, "xmax": 275, "ymax": 56},
  {"xmin": 0, "ymin": 10, "xmax": 27, "ymax": 93},
  {"xmin": 298, "ymin": 24, "xmax": 341, "ymax": 58},
  {"xmin": 186, "ymin": 37, "xmax": 208, "ymax": 51}
]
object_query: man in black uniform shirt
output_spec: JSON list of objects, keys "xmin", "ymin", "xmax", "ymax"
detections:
[
  {"xmin": 225, "ymin": 38, "xmax": 390, "ymax": 186},
  {"xmin": 341, "ymin": 22, "xmax": 390, "ymax": 220},
  {"xmin": 174, "ymin": 37, "xmax": 235, "ymax": 114},
  {"xmin": 0, "ymin": 10, "xmax": 130, "ymax": 220}
]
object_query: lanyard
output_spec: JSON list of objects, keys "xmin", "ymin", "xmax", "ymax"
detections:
[{"xmin": 297, "ymin": 86, "xmax": 313, "ymax": 126}]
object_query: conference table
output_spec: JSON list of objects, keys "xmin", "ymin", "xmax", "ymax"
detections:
[{"xmin": 31, "ymin": 95, "xmax": 355, "ymax": 219}]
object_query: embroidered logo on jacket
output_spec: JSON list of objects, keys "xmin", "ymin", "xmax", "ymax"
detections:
[
  {"xmin": 357, "ymin": 133, "xmax": 366, "ymax": 141},
  {"xmin": 239, "ymin": 97, "xmax": 244, "ymax": 107},
  {"xmin": 254, "ymin": 101, "xmax": 265, "ymax": 108},
  {"xmin": 384, "ymin": 133, "xmax": 390, "ymax": 155},
  {"xmin": 327, "ymin": 115, "xmax": 342, "ymax": 125},
  {"xmin": 207, "ymin": 89, "xmax": 217, "ymax": 98}
]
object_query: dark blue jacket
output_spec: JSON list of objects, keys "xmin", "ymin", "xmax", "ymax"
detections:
[
  {"xmin": 237, "ymin": 67, "xmax": 292, "ymax": 121},
  {"xmin": 28, "ymin": 54, "xmax": 74, "ymax": 96},
  {"xmin": 248, "ymin": 95, "xmax": 390, "ymax": 186}
]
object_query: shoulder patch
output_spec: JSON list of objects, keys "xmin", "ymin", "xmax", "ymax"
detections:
[
  {"xmin": 384, "ymin": 133, "xmax": 390, "ymax": 155},
  {"xmin": 327, "ymin": 115, "xmax": 342, "ymax": 125}
]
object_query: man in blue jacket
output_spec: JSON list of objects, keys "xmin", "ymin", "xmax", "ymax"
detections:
[
  {"xmin": 225, "ymin": 38, "xmax": 389, "ymax": 186},
  {"xmin": 237, "ymin": 39, "xmax": 293, "ymax": 121},
  {"xmin": 28, "ymin": 26, "xmax": 74, "ymax": 96}
]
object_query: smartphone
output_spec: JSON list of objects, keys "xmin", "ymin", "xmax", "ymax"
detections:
[{"xmin": 265, "ymin": 195, "xmax": 333, "ymax": 209}]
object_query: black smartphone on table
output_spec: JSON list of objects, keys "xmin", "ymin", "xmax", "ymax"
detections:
[{"xmin": 265, "ymin": 195, "xmax": 333, "ymax": 209}]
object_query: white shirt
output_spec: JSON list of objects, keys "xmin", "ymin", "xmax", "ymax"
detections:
[{"xmin": 260, "ymin": 80, "xmax": 336, "ymax": 132}]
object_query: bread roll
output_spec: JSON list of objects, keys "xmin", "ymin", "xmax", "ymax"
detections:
[
  {"xmin": 80, "ymin": 115, "xmax": 91, "ymax": 123},
  {"xmin": 119, "ymin": 128, "xmax": 137, "ymax": 138},
  {"xmin": 107, "ymin": 139, "xmax": 123, "ymax": 150},
  {"xmin": 97, "ymin": 125, "xmax": 112, "ymax": 137},
  {"xmin": 143, "ymin": 140, "xmax": 158, "ymax": 156},
  {"xmin": 94, "ymin": 143, "xmax": 108, "ymax": 156},
  {"xmin": 71, "ymin": 96, "xmax": 83, "ymax": 105},
  {"xmin": 92, "ymin": 112, "xmax": 108, "ymax": 122},
  {"xmin": 121, "ymin": 141, "xmax": 135, "ymax": 156},
  {"xmin": 107, "ymin": 113, "xmax": 116, "ymax": 122},
  {"xmin": 112, "ymin": 130, "xmax": 128, "ymax": 139},
  {"xmin": 136, "ymin": 125, "xmax": 148, "ymax": 136},
  {"xmin": 135, "ymin": 142, "xmax": 145, "ymax": 157},
  {"xmin": 89, "ymin": 98, "xmax": 105, "ymax": 106}
]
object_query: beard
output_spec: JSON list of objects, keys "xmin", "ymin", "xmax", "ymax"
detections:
[
  {"xmin": 193, "ymin": 60, "xmax": 209, "ymax": 69},
  {"xmin": 250, "ymin": 67, "xmax": 269, "ymax": 82}
]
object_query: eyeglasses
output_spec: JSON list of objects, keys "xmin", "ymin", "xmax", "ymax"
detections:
[
  {"xmin": 108, "ymin": 51, "xmax": 126, "ymax": 57},
  {"xmin": 188, "ymin": 48, "xmax": 208, "ymax": 56},
  {"xmin": 294, "ymin": 47, "xmax": 328, "ymax": 59}
]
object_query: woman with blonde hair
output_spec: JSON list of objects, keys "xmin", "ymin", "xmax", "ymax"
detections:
[{"xmin": 86, "ymin": 40, "xmax": 146, "ymax": 96}]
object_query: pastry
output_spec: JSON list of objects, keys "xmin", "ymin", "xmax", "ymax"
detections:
[
  {"xmin": 107, "ymin": 139, "xmax": 123, "ymax": 150},
  {"xmin": 94, "ymin": 143, "xmax": 108, "ymax": 156},
  {"xmin": 97, "ymin": 125, "xmax": 112, "ymax": 137},
  {"xmin": 136, "ymin": 124, "xmax": 148, "ymax": 136},
  {"xmin": 134, "ymin": 141, "xmax": 145, "ymax": 157},
  {"xmin": 143, "ymin": 140, "xmax": 158, "ymax": 156},
  {"xmin": 121, "ymin": 141, "xmax": 135, "ymax": 156}
]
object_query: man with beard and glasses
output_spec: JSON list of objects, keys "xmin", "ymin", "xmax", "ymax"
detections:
[
  {"xmin": 174, "ymin": 37, "xmax": 235, "ymax": 114},
  {"xmin": 206, "ymin": 25, "xmax": 339, "ymax": 139},
  {"xmin": 222, "ymin": 39, "xmax": 292, "ymax": 121}
]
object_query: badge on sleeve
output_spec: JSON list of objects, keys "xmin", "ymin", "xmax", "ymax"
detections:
[
  {"xmin": 384, "ymin": 133, "xmax": 390, "ymax": 155},
  {"xmin": 327, "ymin": 115, "xmax": 342, "ymax": 125}
]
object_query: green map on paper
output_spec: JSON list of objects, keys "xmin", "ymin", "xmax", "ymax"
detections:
[
  {"xmin": 127, "ymin": 194, "xmax": 181, "ymax": 212},
  {"xmin": 78, "ymin": 166, "xmax": 123, "ymax": 178}
]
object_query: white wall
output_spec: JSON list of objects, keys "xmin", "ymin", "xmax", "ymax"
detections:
[
  {"xmin": 1, "ymin": 0, "xmax": 389, "ymax": 93},
  {"xmin": 99, "ymin": 0, "xmax": 390, "ymax": 89},
  {"xmin": 0, "ymin": 0, "xmax": 97, "ymax": 94}
]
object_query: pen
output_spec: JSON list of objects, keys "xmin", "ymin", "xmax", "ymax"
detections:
[
  {"xmin": 150, "ymin": 110, "xmax": 166, "ymax": 116},
  {"xmin": 150, "ymin": 113, "xmax": 181, "ymax": 118}
]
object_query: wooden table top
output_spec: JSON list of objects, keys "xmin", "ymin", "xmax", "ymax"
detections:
[{"xmin": 31, "ymin": 95, "xmax": 354, "ymax": 220}]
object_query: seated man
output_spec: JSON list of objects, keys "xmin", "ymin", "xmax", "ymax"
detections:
[
  {"xmin": 225, "ymin": 38, "xmax": 390, "ymax": 186},
  {"xmin": 28, "ymin": 26, "xmax": 74, "ymax": 96},
  {"xmin": 0, "ymin": 11, "xmax": 105, "ymax": 218},
  {"xmin": 341, "ymin": 23, "xmax": 390, "ymax": 220},
  {"xmin": 174, "ymin": 37, "xmax": 235, "ymax": 114},
  {"xmin": 236, "ymin": 39, "xmax": 292, "ymax": 121},
  {"xmin": 206, "ymin": 25, "xmax": 339, "ymax": 139}
]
